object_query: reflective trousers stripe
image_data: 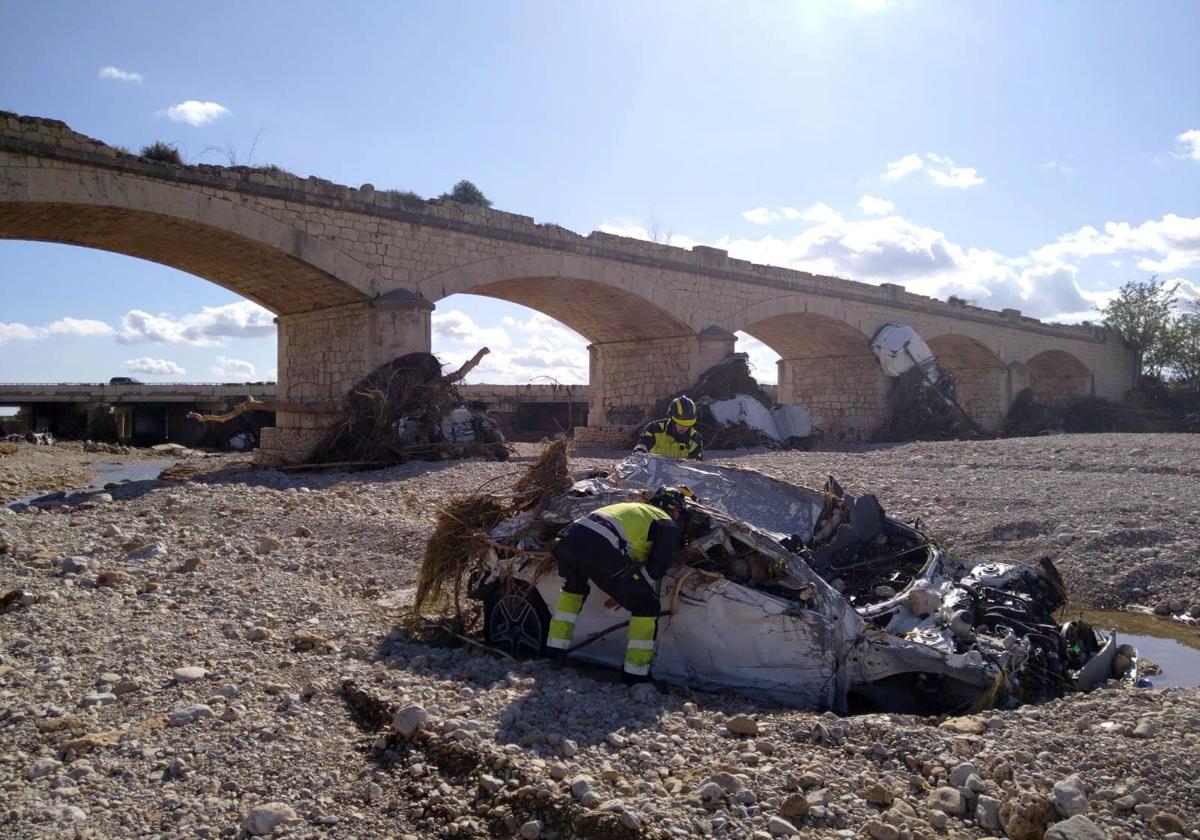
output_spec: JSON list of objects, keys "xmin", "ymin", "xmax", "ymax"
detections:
[
  {"xmin": 548, "ymin": 591, "xmax": 584, "ymax": 650},
  {"xmin": 624, "ymin": 615, "xmax": 657, "ymax": 675}
]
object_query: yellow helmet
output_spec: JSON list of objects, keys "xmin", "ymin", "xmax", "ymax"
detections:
[{"xmin": 668, "ymin": 396, "xmax": 698, "ymax": 427}]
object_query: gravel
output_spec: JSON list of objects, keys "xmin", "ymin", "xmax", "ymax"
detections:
[{"xmin": 0, "ymin": 435, "xmax": 1197, "ymax": 838}]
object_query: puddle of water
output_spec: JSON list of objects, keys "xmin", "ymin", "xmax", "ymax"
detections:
[
  {"xmin": 1067, "ymin": 609, "xmax": 1200, "ymax": 689},
  {"xmin": 6, "ymin": 458, "xmax": 174, "ymax": 508}
]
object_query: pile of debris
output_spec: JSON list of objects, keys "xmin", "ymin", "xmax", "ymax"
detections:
[
  {"xmin": 1002, "ymin": 383, "xmax": 1190, "ymax": 437},
  {"xmin": 648, "ymin": 354, "xmax": 812, "ymax": 450},
  {"xmin": 870, "ymin": 324, "xmax": 980, "ymax": 442},
  {"xmin": 189, "ymin": 349, "xmax": 510, "ymax": 467},
  {"xmin": 310, "ymin": 350, "xmax": 510, "ymax": 466},
  {"xmin": 430, "ymin": 448, "xmax": 1134, "ymax": 713}
]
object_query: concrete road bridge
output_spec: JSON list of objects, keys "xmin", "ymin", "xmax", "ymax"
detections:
[
  {"xmin": 0, "ymin": 113, "xmax": 1136, "ymax": 461},
  {"xmin": 0, "ymin": 381, "xmax": 591, "ymax": 444}
]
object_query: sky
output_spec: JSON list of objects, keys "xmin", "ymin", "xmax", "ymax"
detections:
[{"xmin": 1, "ymin": 0, "xmax": 1198, "ymax": 389}]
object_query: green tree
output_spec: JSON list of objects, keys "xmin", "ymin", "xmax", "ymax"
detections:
[
  {"xmin": 1101, "ymin": 276, "xmax": 1178, "ymax": 379},
  {"xmin": 439, "ymin": 179, "xmax": 492, "ymax": 208},
  {"xmin": 1164, "ymin": 302, "xmax": 1200, "ymax": 384}
]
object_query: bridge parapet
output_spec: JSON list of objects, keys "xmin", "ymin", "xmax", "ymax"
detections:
[{"xmin": 0, "ymin": 111, "xmax": 1120, "ymax": 347}]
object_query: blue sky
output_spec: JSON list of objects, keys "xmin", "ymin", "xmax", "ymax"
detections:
[{"xmin": 1, "ymin": 0, "xmax": 1197, "ymax": 387}]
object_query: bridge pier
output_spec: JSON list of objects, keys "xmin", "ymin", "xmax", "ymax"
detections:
[
  {"xmin": 776, "ymin": 354, "xmax": 890, "ymax": 437},
  {"xmin": 260, "ymin": 294, "xmax": 433, "ymax": 463},
  {"xmin": 577, "ymin": 327, "xmax": 735, "ymax": 444}
]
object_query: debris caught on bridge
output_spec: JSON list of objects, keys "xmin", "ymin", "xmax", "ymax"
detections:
[
  {"xmin": 423, "ymin": 447, "xmax": 1135, "ymax": 713},
  {"xmin": 306, "ymin": 348, "xmax": 511, "ymax": 467},
  {"xmin": 649, "ymin": 354, "xmax": 812, "ymax": 450},
  {"xmin": 871, "ymin": 324, "xmax": 982, "ymax": 442}
]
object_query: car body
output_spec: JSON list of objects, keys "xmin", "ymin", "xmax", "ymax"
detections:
[{"xmin": 469, "ymin": 455, "xmax": 1128, "ymax": 712}]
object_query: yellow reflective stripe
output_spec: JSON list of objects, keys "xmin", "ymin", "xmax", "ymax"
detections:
[
  {"xmin": 554, "ymin": 591, "xmax": 584, "ymax": 615},
  {"xmin": 628, "ymin": 615, "xmax": 657, "ymax": 641},
  {"xmin": 546, "ymin": 635, "xmax": 570, "ymax": 649},
  {"xmin": 552, "ymin": 611, "xmax": 580, "ymax": 624},
  {"xmin": 626, "ymin": 639, "xmax": 656, "ymax": 650}
]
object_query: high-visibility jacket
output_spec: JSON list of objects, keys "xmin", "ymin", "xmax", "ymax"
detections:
[
  {"xmin": 572, "ymin": 501, "xmax": 680, "ymax": 578},
  {"xmin": 636, "ymin": 419, "xmax": 703, "ymax": 460}
]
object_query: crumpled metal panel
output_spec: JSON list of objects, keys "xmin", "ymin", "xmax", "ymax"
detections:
[{"xmin": 614, "ymin": 454, "xmax": 825, "ymax": 542}]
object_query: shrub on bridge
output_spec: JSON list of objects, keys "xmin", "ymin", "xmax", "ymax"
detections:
[{"xmin": 139, "ymin": 141, "xmax": 183, "ymax": 165}]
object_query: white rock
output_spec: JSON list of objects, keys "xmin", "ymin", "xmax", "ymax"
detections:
[
  {"xmin": 392, "ymin": 703, "xmax": 427, "ymax": 737},
  {"xmin": 168, "ymin": 704, "xmax": 214, "ymax": 726},
  {"xmin": 768, "ymin": 815, "xmax": 798, "ymax": 836},
  {"xmin": 173, "ymin": 666, "xmax": 207, "ymax": 683},
  {"xmin": 126, "ymin": 540, "xmax": 167, "ymax": 561},
  {"xmin": 479, "ymin": 774, "xmax": 502, "ymax": 793},
  {"xmin": 1053, "ymin": 777, "xmax": 1089, "ymax": 817},
  {"xmin": 518, "ymin": 820, "xmax": 542, "ymax": 839},
  {"xmin": 570, "ymin": 775, "xmax": 592, "ymax": 798},
  {"xmin": 1045, "ymin": 815, "xmax": 1107, "ymax": 840},
  {"xmin": 28, "ymin": 756, "xmax": 63, "ymax": 780},
  {"xmin": 241, "ymin": 802, "xmax": 298, "ymax": 836}
]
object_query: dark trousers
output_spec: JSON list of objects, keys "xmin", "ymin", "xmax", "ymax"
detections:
[{"xmin": 552, "ymin": 526, "xmax": 660, "ymax": 617}]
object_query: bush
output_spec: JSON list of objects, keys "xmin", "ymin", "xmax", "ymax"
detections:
[
  {"xmin": 438, "ymin": 179, "xmax": 492, "ymax": 208},
  {"xmin": 140, "ymin": 141, "xmax": 183, "ymax": 165}
]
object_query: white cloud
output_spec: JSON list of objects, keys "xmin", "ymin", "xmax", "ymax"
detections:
[
  {"xmin": 47, "ymin": 317, "xmax": 115, "ymax": 338},
  {"xmin": 858, "ymin": 195, "xmax": 895, "ymax": 216},
  {"xmin": 800, "ymin": 202, "xmax": 838, "ymax": 222},
  {"xmin": 733, "ymin": 332, "xmax": 780, "ymax": 384},
  {"xmin": 1176, "ymin": 129, "xmax": 1200, "ymax": 162},
  {"xmin": 99, "ymin": 66, "xmax": 143, "ymax": 84},
  {"xmin": 117, "ymin": 301, "xmax": 275, "ymax": 346},
  {"xmin": 743, "ymin": 206, "xmax": 809, "ymax": 225},
  {"xmin": 122, "ymin": 357, "xmax": 185, "ymax": 376},
  {"xmin": 743, "ymin": 207, "xmax": 780, "ymax": 225},
  {"xmin": 884, "ymin": 153, "xmax": 924, "ymax": 180},
  {"xmin": 1031, "ymin": 214, "xmax": 1200, "ymax": 274},
  {"xmin": 883, "ymin": 152, "xmax": 985, "ymax": 188},
  {"xmin": 0, "ymin": 323, "xmax": 39, "ymax": 346},
  {"xmin": 431, "ymin": 310, "xmax": 511, "ymax": 349},
  {"xmin": 0, "ymin": 316, "xmax": 115, "ymax": 345},
  {"xmin": 211, "ymin": 356, "xmax": 256, "ymax": 379},
  {"xmin": 165, "ymin": 100, "xmax": 231, "ymax": 126},
  {"xmin": 923, "ymin": 153, "xmax": 985, "ymax": 188},
  {"xmin": 853, "ymin": 0, "xmax": 894, "ymax": 12},
  {"xmin": 1041, "ymin": 159, "xmax": 1074, "ymax": 176}
]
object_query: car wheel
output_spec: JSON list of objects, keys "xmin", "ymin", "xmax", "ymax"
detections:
[{"xmin": 484, "ymin": 582, "xmax": 551, "ymax": 657}]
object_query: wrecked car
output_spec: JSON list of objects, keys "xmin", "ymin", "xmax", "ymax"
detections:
[{"xmin": 467, "ymin": 454, "xmax": 1131, "ymax": 713}]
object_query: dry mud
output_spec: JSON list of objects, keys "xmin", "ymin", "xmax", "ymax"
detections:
[{"xmin": 1, "ymin": 434, "xmax": 1197, "ymax": 840}]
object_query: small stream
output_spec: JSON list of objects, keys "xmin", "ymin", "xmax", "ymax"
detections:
[
  {"xmin": 5, "ymin": 458, "xmax": 174, "ymax": 509},
  {"xmin": 1074, "ymin": 610, "xmax": 1200, "ymax": 689}
]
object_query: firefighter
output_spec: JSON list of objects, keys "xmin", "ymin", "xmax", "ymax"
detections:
[
  {"xmin": 634, "ymin": 396, "xmax": 704, "ymax": 460},
  {"xmin": 545, "ymin": 487, "xmax": 688, "ymax": 683}
]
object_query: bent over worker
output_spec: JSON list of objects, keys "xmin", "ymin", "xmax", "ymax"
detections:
[
  {"xmin": 546, "ymin": 488, "xmax": 686, "ymax": 683},
  {"xmin": 634, "ymin": 395, "xmax": 704, "ymax": 460}
]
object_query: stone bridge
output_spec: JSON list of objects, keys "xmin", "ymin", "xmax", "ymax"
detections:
[{"xmin": 0, "ymin": 113, "xmax": 1137, "ymax": 460}]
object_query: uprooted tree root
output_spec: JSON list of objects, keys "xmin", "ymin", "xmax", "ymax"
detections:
[
  {"xmin": 412, "ymin": 438, "xmax": 572, "ymax": 621},
  {"xmin": 342, "ymin": 680, "xmax": 648, "ymax": 840},
  {"xmin": 874, "ymin": 366, "xmax": 976, "ymax": 442}
]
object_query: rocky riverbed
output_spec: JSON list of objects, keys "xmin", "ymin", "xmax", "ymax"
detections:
[{"xmin": 1, "ymin": 434, "xmax": 1197, "ymax": 839}]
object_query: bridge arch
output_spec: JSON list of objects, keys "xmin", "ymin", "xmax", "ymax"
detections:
[
  {"xmin": 0, "ymin": 165, "xmax": 377, "ymax": 314},
  {"xmin": 1026, "ymin": 349, "xmax": 1094, "ymax": 405},
  {"xmin": 925, "ymin": 334, "xmax": 1009, "ymax": 431},
  {"xmin": 732, "ymin": 300, "xmax": 887, "ymax": 435},
  {"xmin": 423, "ymin": 253, "xmax": 703, "ymax": 431}
]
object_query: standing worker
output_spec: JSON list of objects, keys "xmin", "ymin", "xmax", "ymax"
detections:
[
  {"xmin": 634, "ymin": 395, "xmax": 704, "ymax": 460},
  {"xmin": 545, "ymin": 488, "xmax": 688, "ymax": 683}
]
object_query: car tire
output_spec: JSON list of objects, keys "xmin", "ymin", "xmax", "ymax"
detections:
[{"xmin": 483, "ymin": 582, "xmax": 551, "ymax": 658}]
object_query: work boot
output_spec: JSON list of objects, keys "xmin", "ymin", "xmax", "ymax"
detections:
[{"xmin": 621, "ymin": 671, "xmax": 651, "ymax": 686}]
